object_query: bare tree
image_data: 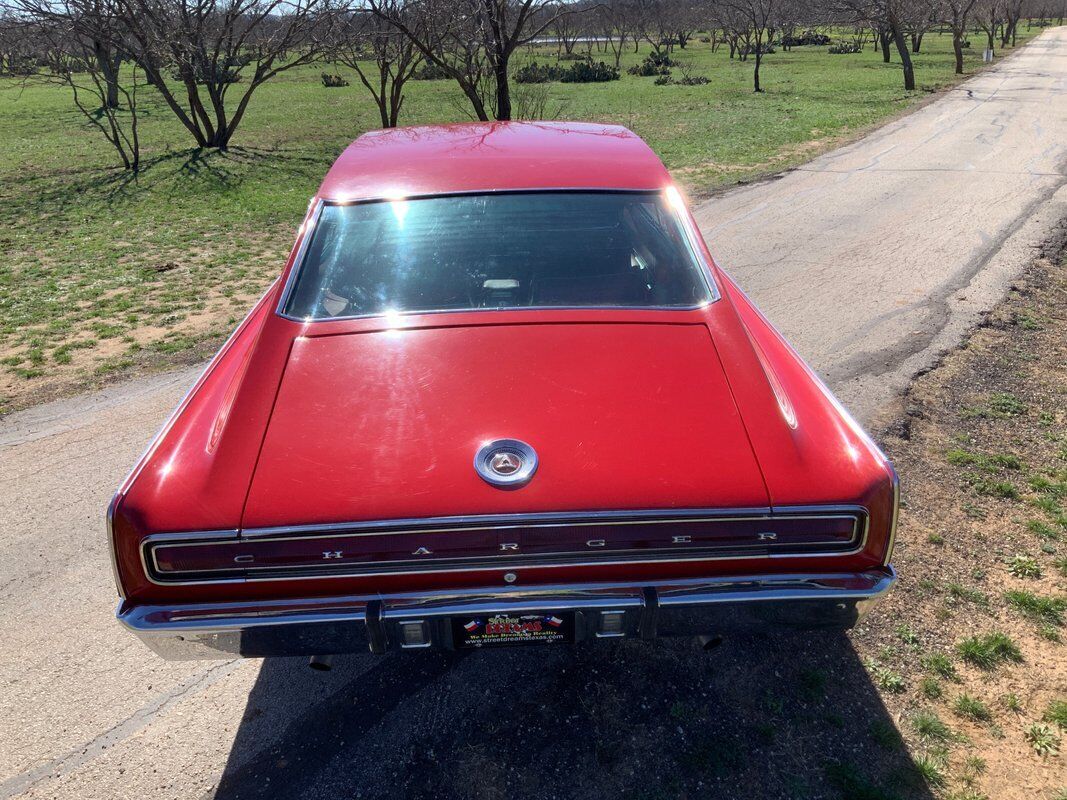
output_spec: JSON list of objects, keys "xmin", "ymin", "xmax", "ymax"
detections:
[
  {"xmin": 1000, "ymin": 0, "xmax": 1023, "ymax": 44},
  {"xmin": 974, "ymin": 0, "xmax": 1000, "ymax": 53},
  {"xmin": 943, "ymin": 0, "xmax": 978, "ymax": 72},
  {"xmin": 331, "ymin": 4, "xmax": 422, "ymax": 128},
  {"xmin": 371, "ymin": 0, "xmax": 571, "ymax": 122},
  {"xmin": 549, "ymin": 2, "xmax": 581, "ymax": 54},
  {"xmin": 25, "ymin": 1, "xmax": 141, "ymax": 169},
  {"xmin": 718, "ymin": 0, "xmax": 776, "ymax": 91},
  {"xmin": 831, "ymin": 0, "xmax": 916, "ymax": 89},
  {"xmin": 0, "ymin": 13, "xmax": 41, "ymax": 75},
  {"xmin": 109, "ymin": 0, "xmax": 338, "ymax": 149},
  {"xmin": 596, "ymin": 0, "xmax": 638, "ymax": 68}
]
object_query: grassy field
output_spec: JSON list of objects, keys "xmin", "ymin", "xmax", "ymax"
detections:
[{"xmin": 0, "ymin": 27, "xmax": 1046, "ymax": 412}]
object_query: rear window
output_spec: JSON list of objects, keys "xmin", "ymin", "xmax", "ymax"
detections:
[{"xmin": 282, "ymin": 191, "xmax": 712, "ymax": 320}]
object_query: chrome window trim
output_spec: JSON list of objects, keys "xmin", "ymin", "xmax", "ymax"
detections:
[
  {"xmin": 273, "ymin": 188, "xmax": 721, "ymax": 324},
  {"xmin": 139, "ymin": 507, "xmax": 870, "ymax": 587}
]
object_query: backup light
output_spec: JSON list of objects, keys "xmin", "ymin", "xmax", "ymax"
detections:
[{"xmin": 598, "ymin": 610, "xmax": 626, "ymax": 637}]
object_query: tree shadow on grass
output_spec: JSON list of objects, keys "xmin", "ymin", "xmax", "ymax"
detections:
[
  {"xmin": 4, "ymin": 145, "xmax": 329, "ymax": 223},
  {"xmin": 207, "ymin": 632, "xmax": 936, "ymax": 800}
]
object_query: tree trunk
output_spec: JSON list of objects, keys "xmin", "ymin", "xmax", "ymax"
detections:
[
  {"xmin": 880, "ymin": 29, "xmax": 892, "ymax": 62},
  {"xmin": 93, "ymin": 40, "xmax": 121, "ymax": 109},
  {"xmin": 493, "ymin": 60, "xmax": 511, "ymax": 121},
  {"xmin": 888, "ymin": 13, "xmax": 916, "ymax": 89},
  {"xmin": 953, "ymin": 32, "xmax": 964, "ymax": 73},
  {"xmin": 753, "ymin": 49, "xmax": 762, "ymax": 92},
  {"xmin": 911, "ymin": 31, "xmax": 923, "ymax": 52}
]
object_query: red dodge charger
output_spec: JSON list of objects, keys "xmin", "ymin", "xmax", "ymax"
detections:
[{"xmin": 109, "ymin": 122, "xmax": 898, "ymax": 659}]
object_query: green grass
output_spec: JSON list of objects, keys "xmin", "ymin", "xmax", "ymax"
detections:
[
  {"xmin": 912, "ymin": 710, "xmax": 958, "ymax": 743},
  {"xmin": 1005, "ymin": 590, "xmax": 1066, "ymax": 627},
  {"xmin": 956, "ymin": 632, "xmax": 1023, "ymax": 670},
  {"xmin": 946, "ymin": 582, "xmax": 990, "ymax": 608},
  {"xmin": 1044, "ymin": 699, "xmax": 1067, "ymax": 730},
  {"xmin": 947, "ymin": 449, "xmax": 1023, "ymax": 471},
  {"xmin": 920, "ymin": 677, "xmax": 943, "ymax": 700},
  {"xmin": 921, "ymin": 652, "xmax": 960, "ymax": 680},
  {"xmin": 961, "ymin": 392, "xmax": 1028, "ymax": 419},
  {"xmin": 953, "ymin": 693, "xmax": 993, "ymax": 722},
  {"xmin": 0, "ymin": 29, "xmax": 1039, "ymax": 407}
]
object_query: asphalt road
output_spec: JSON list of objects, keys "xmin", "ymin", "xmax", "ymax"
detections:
[{"xmin": 1, "ymin": 28, "xmax": 1065, "ymax": 800}]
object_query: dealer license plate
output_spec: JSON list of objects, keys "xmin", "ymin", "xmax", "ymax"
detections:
[{"xmin": 451, "ymin": 612, "xmax": 574, "ymax": 649}]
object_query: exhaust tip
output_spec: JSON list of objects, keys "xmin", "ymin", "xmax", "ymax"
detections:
[
  {"xmin": 309, "ymin": 654, "xmax": 334, "ymax": 671},
  {"xmin": 697, "ymin": 635, "xmax": 723, "ymax": 652}
]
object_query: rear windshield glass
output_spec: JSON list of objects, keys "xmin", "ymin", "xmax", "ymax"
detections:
[{"xmin": 282, "ymin": 191, "xmax": 712, "ymax": 319}]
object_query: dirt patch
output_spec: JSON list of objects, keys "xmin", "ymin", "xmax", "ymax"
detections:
[
  {"xmin": 0, "ymin": 226, "xmax": 286, "ymax": 414},
  {"xmin": 866, "ymin": 248, "xmax": 1067, "ymax": 798},
  {"xmin": 674, "ymin": 137, "xmax": 832, "ymax": 182}
]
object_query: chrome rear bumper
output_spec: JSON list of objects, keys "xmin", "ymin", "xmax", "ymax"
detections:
[{"xmin": 117, "ymin": 568, "xmax": 895, "ymax": 660}]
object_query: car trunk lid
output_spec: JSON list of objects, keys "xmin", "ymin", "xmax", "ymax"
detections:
[{"xmin": 241, "ymin": 323, "xmax": 769, "ymax": 529}]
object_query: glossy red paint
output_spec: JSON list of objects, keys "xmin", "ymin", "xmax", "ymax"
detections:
[
  {"xmin": 316, "ymin": 122, "xmax": 669, "ymax": 202},
  {"xmin": 110, "ymin": 122, "xmax": 897, "ymax": 608},
  {"xmin": 243, "ymin": 323, "xmax": 768, "ymax": 527}
]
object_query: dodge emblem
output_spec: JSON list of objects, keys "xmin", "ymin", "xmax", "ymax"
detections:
[
  {"xmin": 475, "ymin": 439, "xmax": 538, "ymax": 488},
  {"xmin": 490, "ymin": 452, "xmax": 522, "ymax": 475}
]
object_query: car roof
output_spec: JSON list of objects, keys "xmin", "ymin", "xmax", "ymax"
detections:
[{"xmin": 316, "ymin": 121, "xmax": 671, "ymax": 202}]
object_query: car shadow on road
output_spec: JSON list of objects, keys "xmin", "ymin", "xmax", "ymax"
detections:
[{"xmin": 208, "ymin": 631, "xmax": 935, "ymax": 800}]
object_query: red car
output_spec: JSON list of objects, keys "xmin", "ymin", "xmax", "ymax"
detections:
[{"xmin": 109, "ymin": 122, "xmax": 898, "ymax": 659}]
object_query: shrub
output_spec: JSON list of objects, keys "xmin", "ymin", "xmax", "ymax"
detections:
[
  {"xmin": 514, "ymin": 61, "xmax": 564, "ymax": 84},
  {"xmin": 627, "ymin": 52, "xmax": 674, "ymax": 76},
  {"xmin": 412, "ymin": 63, "xmax": 450, "ymax": 80},
  {"xmin": 740, "ymin": 42, "xmax": 775, "ymax": 56},
  {"xmin": 654, "ymin": 73, "xmax": 673, "ymax": 85},
  {"xmin": 321, "ymin": 73, "xmax": 349, "ymax": 88},
  {"xmin": 782, "ymin": 31, "xmax": 831, "ymax": 46},
  {"xmin": 558, "ymin": 51, "xmax": 587, "ymax": 61},
  {"xmin": 560, "ymin": 60, "xmax": 619, "ymax": 83},
  {"xmin": 829, "ymin": 43, "xmax": 863, "ymax": 54}
]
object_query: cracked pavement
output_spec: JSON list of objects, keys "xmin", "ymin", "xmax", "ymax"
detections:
[{"xmin": 1, "ymin": 27, "xmax": 1065, "ymax": 800}]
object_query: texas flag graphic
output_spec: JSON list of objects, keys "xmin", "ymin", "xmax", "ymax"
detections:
[
  {"xmin": 545, "ymin": 616, "xmax": 564, "ymax": 628},
  {"xmin": 463, "ymin": 619, "xmax": 481, "ymax": 633}
]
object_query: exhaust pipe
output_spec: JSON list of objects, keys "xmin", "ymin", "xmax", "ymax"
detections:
[
  {"xmin": 309, "ymin": 654, "xmax": 334, "ymax": 671},
  {"xmin": 697, "ymin": 635, "xmax": 723, "ymax": 652}
]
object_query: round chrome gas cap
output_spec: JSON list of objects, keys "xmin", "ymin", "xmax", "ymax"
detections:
[{"xmin": 474, "ymin": 439, "xmax": 538, "ymax": 488}]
